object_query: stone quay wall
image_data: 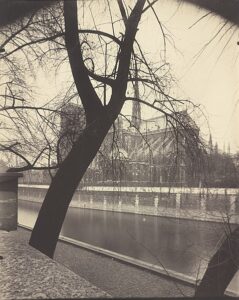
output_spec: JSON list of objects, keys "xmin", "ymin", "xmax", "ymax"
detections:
[
  {"xmin": 0, "ymin": 173, "xmax": 22, "ymax": 231},
  {"xmin": 19, "ymin": 184, "xmax": 239, "ymax": 224}
]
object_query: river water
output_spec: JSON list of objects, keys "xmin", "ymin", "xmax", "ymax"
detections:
[{"xmin": 18, "ymin": 199, "xmax": 239, "ymax": 294}]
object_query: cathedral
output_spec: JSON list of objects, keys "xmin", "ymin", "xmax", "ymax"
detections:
[
  {"xmin": 77, "ymin": 101, "xmax": 203, "ymax": 187},
  {"xmin": 21, "ymin": 101, "xmax": 203, "ymax": 187}
]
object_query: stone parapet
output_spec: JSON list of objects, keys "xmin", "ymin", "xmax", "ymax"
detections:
[
  {"xmin": 19, "ymin": 184, "xmax": 239, "ymax": 224},
  {"xmin": 0, "ymin": 173, "xmax": 22, "ymax": 231}
]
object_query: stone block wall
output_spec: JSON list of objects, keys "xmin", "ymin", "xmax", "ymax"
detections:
[
  {"xmin": 0, "ymin": 173, "xmax": 22, "ymax": 231},
  {"xmin": 19, "ymin": 185, "xmax": 239, "ymax": 224}
]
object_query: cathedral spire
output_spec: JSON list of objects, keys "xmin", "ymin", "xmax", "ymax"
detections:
[
  {"xmin": 208, "ymin": 134, "xmax": 213, "ymax": 153},
  {"xmin": 132, "ymin": 61, "xmax": 141, "ymax": 130},
  {"xmin": 227, "ymin": 143, "xmax": 231, "ymax": 154}
]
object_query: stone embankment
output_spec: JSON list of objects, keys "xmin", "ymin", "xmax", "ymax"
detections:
[{"xmin": 19, "ymin": 184, "xmax": 239, "ymax": 223}]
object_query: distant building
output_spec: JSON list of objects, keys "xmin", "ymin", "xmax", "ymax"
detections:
[
  {"xmin": 19, "ymin": 102, "xmax": 238, "ymax": 188},
  {"xmin": 83, "ymin": 111, "xmax": 202, "ymax": 187},
  {"xmin": 22, "ymin": 103, "xmax": 202, "ymax": 187}
]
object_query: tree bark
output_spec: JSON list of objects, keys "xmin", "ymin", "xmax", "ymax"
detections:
[
  {"xmin": 195, "ymin": 226, "xmax": 239, "ymax": 297},
  {"xmin": 29, "ymin": 115, "xmax": 112, "ymax": 258}
]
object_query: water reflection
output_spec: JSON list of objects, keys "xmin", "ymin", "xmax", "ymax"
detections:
[{"xmin": 18, "ymin": 200, "xmax": 238, "ymax": 294}]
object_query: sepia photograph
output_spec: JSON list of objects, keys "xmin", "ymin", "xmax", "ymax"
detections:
[{"xmin": 0, "ymin": 0, "xmax": 239, "ymax": 299}]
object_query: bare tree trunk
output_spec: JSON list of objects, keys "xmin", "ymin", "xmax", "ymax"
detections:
[
  {"xmin": 29, "ymin": 0, "xmax": 145, "ymax": 258},
  {"xmin": 195, "ymin": 226, "xmax": 239, "ymax": 297},
  {"xmin": 29, "ymin": 115, "xmax": 111, "ymax": 258}
]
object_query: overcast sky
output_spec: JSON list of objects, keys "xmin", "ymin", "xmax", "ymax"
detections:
[
  {"xmin": 30, "ymin": 0, "xmax": 239, "ymax": 153},
  {"xmin": 135, "ymin": 0, "xmax": 239, "ymax": 153}
]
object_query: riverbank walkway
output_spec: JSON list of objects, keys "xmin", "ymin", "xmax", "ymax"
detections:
[
  {"xmin": 1, "ymin": 227, "xmax": 196, "ymax": 299},
  {"xmin": 0, "ymin": 229, "xmax": 109, "ymax": 299}
]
